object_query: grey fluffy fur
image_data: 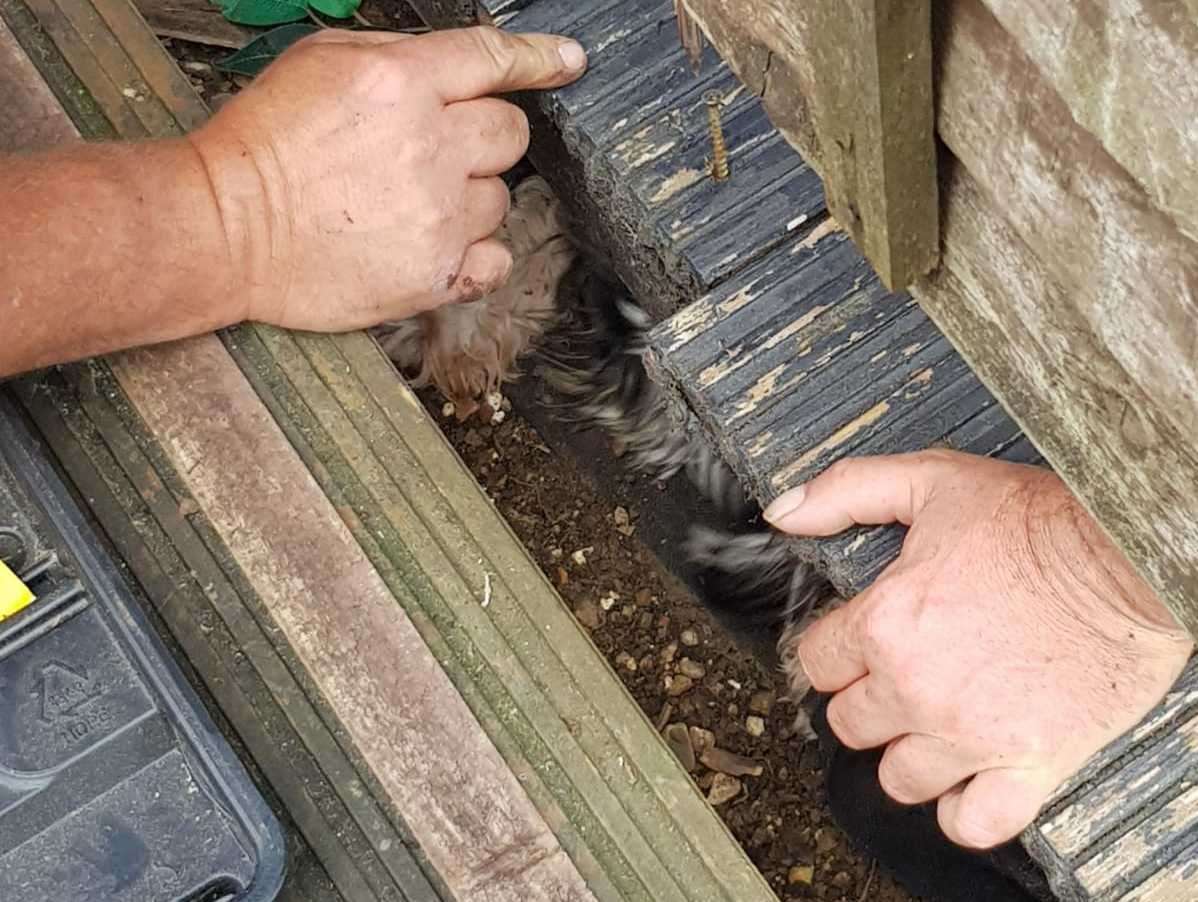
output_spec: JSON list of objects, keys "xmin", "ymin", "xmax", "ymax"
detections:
[
  {"xmin": 540, "ymin": 260, "xmax": 834, "ymax": 640},
  {"xmin": 541, "ymin": 268, "xmax": 752, "ymax": 520}
]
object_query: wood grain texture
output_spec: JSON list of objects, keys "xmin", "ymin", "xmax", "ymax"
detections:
[
  {"xmin": 1026, "ymin": 659, "xmax": 1198, "ymax": 902},
  {"xmin": 677, "ymin": 0, "xmax": 939, "ymax": 289},
  {"xmin": 647, "ymin": 226, "xmax": 1039, "ymax": 597},
  {"xmin": 936, "ymin": 0, "xmax": 1198, "ymax": 444},
  {"xmin": 463, "ymin": 0, "xmax": 829, "ymax": 320},
  {"xmin": 979, "ymin": 0, "xmax": 1198, "ymax": 247},
  {"xmin": 111, "ymin": 337, "xmax": 593, "ymax": 902},
  {"xmin": 912, "ymin": 158, "xmax": 1198, "ymax": 638},
  {"xmin": 0, "ymin": 15, "xmax": 78, "ymax": 151},
  {"xmin": 132, "ymin": 0, "xmax": 251, "ymax": 49}
]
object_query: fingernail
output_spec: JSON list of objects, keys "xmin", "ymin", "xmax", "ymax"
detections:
[
  {"xmin": 764, "ymin": 485, "xmax": 806, "ymax": 525},
  {"xmin": 557, "ymin": 39, "xmax": 586, "ymax": 71}
]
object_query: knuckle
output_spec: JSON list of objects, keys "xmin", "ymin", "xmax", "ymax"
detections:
[
  {"xmin": 470, "ymin": 26, "xmax": 519, "ymax": 82},
  {"xmin": 825, "ymin": 696, "xmax": 869, "ymax": 750},
  {"xmin": 822, "ymin": 458, "xmax": 858, "ymax": 487},
  {"xmin": 877, "ymin": 752, "xmax": 921, "ymax": 805},
  {"xmin": 858, "ymin": 593, "xmax": 905, "ymax": 657},
  {"xmin": 794, "ymin": 628, "xmax": 834, "ymax": 692},
  {"xmin": 947, "ymin": 803, "xmax": 1012, "ymax": 849},
  {"xmin": 507, "ymin": 103, "xmax": 531, "ymax": 147}
]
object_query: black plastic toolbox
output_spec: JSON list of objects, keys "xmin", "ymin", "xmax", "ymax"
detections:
[{"xmin": 0, "ymin": 393, "xmax": 286, "ymax": 902}]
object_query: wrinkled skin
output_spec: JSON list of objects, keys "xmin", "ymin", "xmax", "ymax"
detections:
[
  {"xmin": 1, "ymin": 26, "xmax": 587, "ymax": 379},
  {"xmin": 765, "ymin": 450, "xmax": 1193, "ymax": 849},
  {"xmin": 189, "ymin": 26, "xmax": 588, "ymax": 332}
]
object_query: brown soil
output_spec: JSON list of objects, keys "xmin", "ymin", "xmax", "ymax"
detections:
[
  {"xmin": 418, "ymin": 392, "xmax": 916, "ymax": 902},
  {"xmin": 157, "ymin": 16, "xmax": 917, "ymax": 902}
]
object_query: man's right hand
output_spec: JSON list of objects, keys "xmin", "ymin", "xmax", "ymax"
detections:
[
  {"xmin": 189, "ymin": 26, "xmax": 587, "ymax": 333},
  {"xmin": 766, "ymin": 451, "xmax": 1194, "ymax": 849}
]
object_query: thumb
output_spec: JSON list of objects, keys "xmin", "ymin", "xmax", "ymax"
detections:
[{"xmin": 764, "ymin": 452, "xmax": 949, "ymax": 537}]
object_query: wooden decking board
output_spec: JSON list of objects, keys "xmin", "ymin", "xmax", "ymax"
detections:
[
  {"xmin": 1033, "ymin": 665, "xmax": 1198, "ymax": 896},
  {"xmin": 223, "ymin": 325, "xmax": 780, "ymax": 902},
  {"xmin": 0, "ymin": 14, "xmax": 77, "ymax": 149},
  {"xmin": 663, "ymin": 142, "xmax": 812, "ymax": 246},
  {"xmin": 680, "ymin": 275, "xmax": 917, "ymax": 415},
  {"xmin": 474, "ymin": 0, "xmax": 831, "ymax": 317},
  {"xmin": 1041, "ymin": 718, "xmax": 1198, "ymax": 862},
  {"xmin": 109, "ymin": 336, "xmax": 592, "ymax": 902}
]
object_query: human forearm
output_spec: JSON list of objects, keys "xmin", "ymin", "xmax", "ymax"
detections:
[
  {"xmin": 2, "ymin": 26, "xmax": 587, "ymax": 379},
  {"xmin": 1, "ymin": 138, "xmax": 242, "ymax": 378}
]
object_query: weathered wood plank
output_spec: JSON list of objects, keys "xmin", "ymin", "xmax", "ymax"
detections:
[
  {"xmin": 112, "ymin": 336, "xmax": 595, "ymax": 902},
  {"xmin": 461, "ymin": 0, "xmax": 831, "ymax": 319},
  {"xmin": 647, "ymin": 227, "xmax": 1038, "ymax": 597},
  {"xmin": 240, "ymin": 328, "xmax": 781, "ymax": 902},
  {"xmin": 132, "ymin": 0, "xmax": 251, "ymax": 49},
  {"xmin": 676, "ymin": 0, "xmax": 939, "ymax": 289},
  {"xmin": 979, "ymin": 0, "xmax": 1198, "ymax": 247},
  {"xmin": 913, "ymin": 156, "xmax": 1198, "ymax": 638},
  {"xmin": 0, "ymin": 15, "xmax": 78, "ymax": 151},
  {"xmin": 1076, "ymin": 783, "xmax": 1198, "ymax": 897},
  {"xmin": 936, "ymin": 0, "xmax": 1198, "ymax": 444},
  {"xmin": 1040, "ymin": 700, "xmax": 1198, "ymax": 861}
]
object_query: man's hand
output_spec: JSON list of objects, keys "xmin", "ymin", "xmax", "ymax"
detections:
[
  {"xmin": 190, "ymin": 26, "xmax": 586, "ymax": 332},
  {"xmin": 0, "ymin": 25, "xmax": 584, "ymax": 378},
  {"xmin": 764, "ymin": 450, "xmax": 1193, "ymax": 849}
]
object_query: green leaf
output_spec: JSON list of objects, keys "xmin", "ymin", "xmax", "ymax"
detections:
[
  {"xmin": 308, "ymin": 0, "xmax": 360, "ymax": 18},
  {"xmin": 218, "ymin": 0, "xmax": 308, "ymax": 27},
  {"xmin": 216, "ymin": 23, "xmax": 320, "ymax": 75}
]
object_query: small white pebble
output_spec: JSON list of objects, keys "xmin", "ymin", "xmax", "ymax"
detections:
[
  {"xmin": 680, "ymin": 629, "xmax": 699, "ymax": 647},
  {"xmin": 485, "ymin": 390, "xmax": 504, "ymax": 412},
  {"xmin": 727, "ymin": 679, "xmax": 742, "ymax": 690},
  {"xmin": 441, "ymin": 401, "xmax": 456, "ymax": 418},
  {"xmin": 599, "ymin": 590, "xmax": 619, "ymax": 611},
  {"xmin": 490, "ymin": 409, "xmax": 507, "ymax": 426},
  {"xmin": 746, "ymin": 715, "xmax": 766, "ymax": 737}
]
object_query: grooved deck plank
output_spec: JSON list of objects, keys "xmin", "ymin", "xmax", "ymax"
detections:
[
  {"xmin": 111, "ymin": 335, "xmax": 594, "ymax": 902},
  {"xmin": 222, "ymin": 325, "xmax": 780, "ymax": 902},
  {"xmin": 481, "ymin": 0, "xmax": 828, "ymax": 319}
]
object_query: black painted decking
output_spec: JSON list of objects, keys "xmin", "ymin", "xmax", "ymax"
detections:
[{"xmin": 468, "ymin": 1, "xmax": 1198, "ymax": 900}]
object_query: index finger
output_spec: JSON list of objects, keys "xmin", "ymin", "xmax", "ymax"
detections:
[
  {"xmin": 764, "ymin": 451, "xmax": 954, "ymax": 536},
  {"xmin": 796, "ymin": 590, "xmax": 870, "ymax": 692},
  {"xmin": 401, "ymin": 26, "xmax": 587, "ymax": 102}
]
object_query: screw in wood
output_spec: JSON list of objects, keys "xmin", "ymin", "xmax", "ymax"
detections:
[{"xmin": 703, "ymin": 90, "xmax": 730, "ymax": 181}]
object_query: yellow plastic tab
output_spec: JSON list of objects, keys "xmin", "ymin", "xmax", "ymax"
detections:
[{"xmin": 0, "ymin": 560, "xmax": 35, "ymax": 620}]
